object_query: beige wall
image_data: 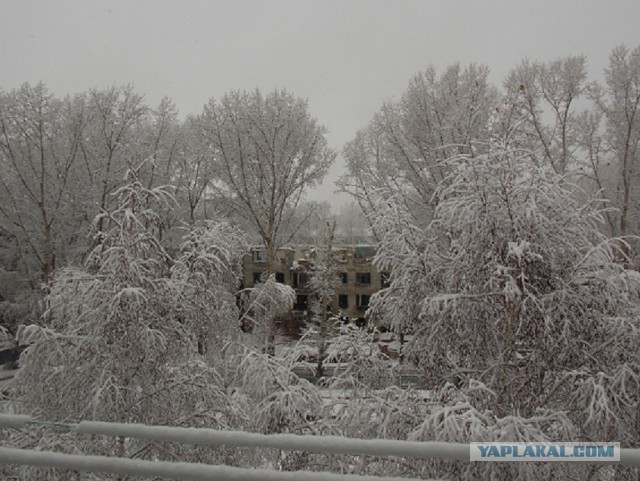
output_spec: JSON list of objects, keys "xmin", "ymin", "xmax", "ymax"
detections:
[{"xmin": 242, "ymin": 245, "xmax": 386, "ymax": 323}]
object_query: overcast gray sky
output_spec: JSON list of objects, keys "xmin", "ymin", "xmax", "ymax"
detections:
[{"xmin": 1, "ymin": 0, "xmax": 639, "ymax": 207}]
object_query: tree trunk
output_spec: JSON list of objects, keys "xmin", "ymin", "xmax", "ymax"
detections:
[
  {"xmin": 42, "ymin": 222, "xmax": 54, "ymax": 281},
  {"xmin": 264, "ymin": 238, "xmax": 277, "ymax": 356},
  {"xmin": 316, "ymin": 309, "xmax": 327, "ymax": 379}
]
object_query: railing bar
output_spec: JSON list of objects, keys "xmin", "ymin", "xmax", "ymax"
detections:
[
  {"xmin": 0, "ymin": 447, "xmax": 433, "ymax": 481},
  {"xmin": 74, "ymin": 420, "xmax": 469, "ymax": 461},
  {"xmin": 2, "ymin": 414, "xmax": 640, "ymax": 466}
]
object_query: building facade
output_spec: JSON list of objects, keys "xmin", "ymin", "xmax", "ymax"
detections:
[{"xmin": 242, "ymin": 245, "xmax": 388, "ymax": 329}]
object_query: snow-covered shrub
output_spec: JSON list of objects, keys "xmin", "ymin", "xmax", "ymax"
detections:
[
  {"xmin": 322, "ymin": 324, "xmax": 397, "ymax": 390},
  {"xmin": 171, "ymin": 219, "xmax": 245, "ymax": 357},
  {"xmin": 233, "ymin": 348, "xmax": 322, "ymax": 434},
  {"xmin": 307, "ymin": 222, "xmax": 341, "ymax": 377},
  {"xmin": 239, "ymin": 275, "xmax": 295, "ymax": 354}
]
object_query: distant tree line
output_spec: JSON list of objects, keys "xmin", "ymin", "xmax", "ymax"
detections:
[
  {"xmin": 0, "ymin": 86, "xmax": 349, "ymax": 328},
  {"xmin": 340, "ymin": 46, "xmax": 640, "ymax": 249}
]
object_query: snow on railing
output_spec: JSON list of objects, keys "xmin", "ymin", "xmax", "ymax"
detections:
[
  {"xmin": 0, "ymin": 447, "xmax": 430, "ymax": 481},
  {"xmin": 0, "ymin": 414, "xmax": 468, "ymax": 462},
  {"xmin": 1, "ymin": 413, "xmax": 640, "ymax": 481},
  {"xmin": 75, "ymin": 420, "xmax": 469, "ymax": 461}
]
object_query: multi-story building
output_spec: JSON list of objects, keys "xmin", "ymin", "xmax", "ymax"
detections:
[{"xmin": 242, "ymin": 245, "xmax": 388, "ymax": 330}]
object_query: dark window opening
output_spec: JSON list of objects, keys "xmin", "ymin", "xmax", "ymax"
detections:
[
  {"xmin": 294, "ymin": 295, "xmax": 309, "ymax": 311},
  {"xmin": 381, "ymin": 272, "xmax": 391, "ymax": 288},
  {"xmin": 356, "ymin": 272, "xmax": 371, "ymax": 285},
  {"xmin": 293, "ymin": 272, "xmax": 308, "ymax": 288},
  {"xmin": 275, "ymin": 272, "xmax": 285, "ymax": 283},
  {"xmin": 252, "ymin": 272, "xmax": 263, "ymax": 284},
  {"xmin": 340, "ymin": 272, "xmax": 348, "ymax": 284},
  {"xmin": 338, "ymin": 294, "xmax": 349, "ymax": 309},
  {"xmin": 252, "ymin": 250, "xmax": 267, "ymax": 263},
  {"xmin": 357, "ymin": 294, "xmax": 370, "ymax": 311}
]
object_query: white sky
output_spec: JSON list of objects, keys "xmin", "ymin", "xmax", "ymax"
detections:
[{"xmin": 1, "ymin": 0, "xmax": 639, "ymax": 208}]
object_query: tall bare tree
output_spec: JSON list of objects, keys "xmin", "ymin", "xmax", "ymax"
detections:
[
  {"xmin": 575, "ymin": 45, "xmax": 640, "ymax": 261},
  {"xmin": 339, "ymin": 63, "xmax": 498, "ymax": 232},
  {"xmin": 82, "ymin": 86, "xmax": 149, "ymax": 238},
  {"xmin": 504, "ymin": 56, "xmax": 589, "ymax": 174},
  {"xmin": 599, "ymin": 45, "xmax": 640, "ymax": 239},
  {"xmin": 0, "ymin": 83, "xmax": 87, "ymax": 283},
  {"xmin": 173, "ymin": 115, "xmax": 217, "ymax": 226},
  {"xmin": 198, "ymin": 89, "xmax": 335, "ymax": 273}
]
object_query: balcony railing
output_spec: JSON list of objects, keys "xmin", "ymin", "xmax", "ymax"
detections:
[{"xmin": 0, "ymin": 414, "xmax": 639, "ymax": 480}]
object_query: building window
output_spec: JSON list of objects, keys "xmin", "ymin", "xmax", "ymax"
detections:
[
  {"xmin": 252, "ymin": 250, "xmax": 267, "ymax": 263},
  {"xmin": 275, "ymin": 272, "xmax": 285, "ymax": 283},
  {"xmin": 252, "ymin": 272, "xmax": 263, "ymax": 284},
  {"xmin": 354, "ymin": 245, "xmax": 376, "ymax": 260},
  {"xmin": 294, "ymin": 295, "xmax": 309, "ymax": 311},
  {"xmin": 338, "ymin": 294, "xmax": 349, "ymax": 309},
  {"xmin": 381, "ymin": 272, "xmax": 391, "ymax": 288},
  {"xmin": 293, "ymin": 272, "xmax": 308, "ymax": 288},
  {"xmin": 339, "ymin": 272, "xmax": 348, "ymax": 284},
  {"xmin": 356, "ymin": 272, "xmax": 371, "ymax": 285},
  {"xmin": 356, "ymin": 294, "xmax": 370, "ymax": 310}
]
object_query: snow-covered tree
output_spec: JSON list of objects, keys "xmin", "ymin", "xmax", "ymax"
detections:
[
  {"xmin": 339, "ymin": 63, "xmax": 498, "ymax": 233},
  {"xmin": 579, "ymin": 45, "xmax": 640, "ymax": 252},
  {"xmin": 199, "ymin": 89, "xmax": 336, "ymax": 273},
  {"xmin": 239, "ymin": 275, "xmax": 296, "ymax": 355},
  {"xmin": 307, "ymin": 221, "xmax": 340, "ymax": 378},
  {"xmin": 198, "ymin": 89, "xmax": 335, "ymax": 353},
  {"xmin": 0, "ymin": 83, "xmax": 87, "ymax": 284},
  {"xmin": 8, "ymin": 168, "xmax": 244, "ymax": 479},
  {"xmin": 170, "ymin": 117, "xmax": 212, "ymax": 225},
  {"xmin": 504, "ymin": 55, "xmax": 589, "ymax": 174},
  {"xmin": 233, "ymin": 348, "xmax": 322, "ymax": 435},
  {"xmin": 170, "ymin": 219, "xmax": 245, "ymax": 357},
  {"xmin": 0, "ymin": 85, "xmax": 187, "ymax": 329},
  {"xmin": 601, "ymin": 45, "xmax": 640, "ymax": 241},
  {"xmin": 82, "ymin": 86, "xmax": 150, "ymax": 239},
  {"xmin": 370, "ymin": 110, "xmax": 640, "ymax": 478}
]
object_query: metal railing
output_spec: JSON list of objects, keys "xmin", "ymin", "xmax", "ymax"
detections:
[{"xmin": 0, "ymin": 414, "xmax": 638, "ymax": 480}]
